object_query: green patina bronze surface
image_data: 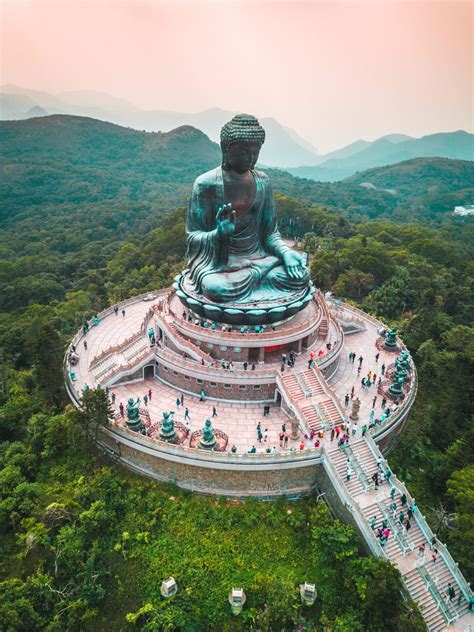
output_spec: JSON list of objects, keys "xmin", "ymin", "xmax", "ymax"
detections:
[
  {"xmin": 198, "ymin": 418, "xmax": 217, "ymax": 450},
  {"xmin": 159, "ymin": 411, "xmax": 178, "ymax": 444},
  {"xmin": 126, "ymin": 397, "xmax": 141, "ymax": 431},
  {"xmin": 175, "ymin": 114, "xmax": 313, "ymax": 325}
]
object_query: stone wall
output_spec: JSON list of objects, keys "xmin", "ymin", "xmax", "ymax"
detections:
[
  {"xmin": 156, "ymin": 363, "xmax": 276, "ymax": 402},
  {"xmin": 99, "ymin": 427, "xmax": 322, "ymax": 499}
]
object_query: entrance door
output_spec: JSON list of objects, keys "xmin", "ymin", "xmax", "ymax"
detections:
[{"xmin": 143, "ymin": 364, "xmax": 155, "ymax": 379}]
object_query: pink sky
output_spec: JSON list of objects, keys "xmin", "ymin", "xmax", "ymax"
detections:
[{"xmin": 1, "ymin": 0, "xmax": 472, "ymax": 152}]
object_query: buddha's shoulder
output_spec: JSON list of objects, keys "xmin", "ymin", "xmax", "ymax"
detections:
[{"xmin": 192, "ymin": 167, "xmax": 221, "ymax": 192}]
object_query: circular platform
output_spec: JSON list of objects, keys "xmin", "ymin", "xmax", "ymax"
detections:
[{"xmin": 64, "ymin": 288, "xmax": 417, "ymax": 498}]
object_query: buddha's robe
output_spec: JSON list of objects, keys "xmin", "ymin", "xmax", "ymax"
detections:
[{"xmin": 186, "ymin": 167, "xmax": 309, "ymax": 304}]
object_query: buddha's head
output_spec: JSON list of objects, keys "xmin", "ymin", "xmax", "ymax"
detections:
[{"xmin": 220, "ymin": 114, "xmax": 265, "ymax": 173}]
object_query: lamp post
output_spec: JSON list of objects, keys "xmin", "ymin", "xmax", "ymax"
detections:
[
  {"xmin": 228, "ymin": 588, "xmax": 246, "ymax": 615},
  {"xmin": 300, "ymin": 582, "xmax": 317, "ymax": 606}
]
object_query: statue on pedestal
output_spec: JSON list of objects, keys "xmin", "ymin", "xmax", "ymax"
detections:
[
  {"xmin": 174, "ymin": 114, "xmax": 313, "ymax": 325},
  {"xmin": 159, "ymin": 411, "xmax": 178, "ymax": 444},
  {"xmin": 198, "ymin": 418, "xmax": 217, "ymax": 450},
  {"xmin": 384, "ymin": 326, "xmax": 399, "ymax": 351},
  {"xmin": 350, "ymin": 397, "xmax": 361, "ymax": 421},
  {"xmin": 126, "ymin": 397, "xmax": 142, "ymax": 431}
]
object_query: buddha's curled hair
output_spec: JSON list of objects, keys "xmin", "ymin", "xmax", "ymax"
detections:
[{"xmin": 220, "ymin": 114, "xmax": 266, "ymax": 150}]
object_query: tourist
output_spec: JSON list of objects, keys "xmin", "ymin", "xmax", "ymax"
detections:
[
  {"xmin": 406, "ymin": 519, "xmax": 411, "ymax": 533},
  {"xmin": 243, "ymin": 361, "xmax": 248, "ymax": 371},
  {"xmin": 83, "ymin": 340, "xmax": 88, "ymax": 350},
  {"xmin": 184, "ymin": 407, "xmax": 190, "ymax": 420},
  {"xmin": 344, "ymin": 393, "xmax": 349, "ymax": 406},
  {"xmin": 361, "ymin": 377, "xmax": 366, "ymax": 388},
  {"xmin": 284, "ymin": 435, "xmax": 289, "ymax": 449},
  {"xmin": 430, "ymin": 535, "xmax": 438, "ymax": 551},
  {"xmin": 431, "ymin": 548, "xmax": 438, "ymax": 564},
  {"xmin": 114, "ymin": 306, "xmax": 119, "ymax": 316},
  {"xmin": 369, "ymin": 410, "xmax": 375, "ymax": 423},
  {"xmin": 314, "ymin": 440, "xmax": 320, "ymax": 448},
  {"xmin": 447, "ymin": 583, "xmax": 456, "ymax": 602},
  {"xmin": 381, "ymin": 363, "xmax": 386, "ymax": 375},
  {"xmin": 230, "ymin": 445, "xmax": 237, "ymax": 453},
  {"xmin": 143, "ymin": 394, "xmax": 148, "ymax": 406},
  {"xmin": 251, "ymin": 364, "xmax": 256, "ymax": 370},
  {"xmin": 148, "ymin": 389, "xmax": 152, "ymax": 400},
  {"xmin": 358, "ymin": 355, "xmax": 363, "ymax": 367},
  {"xmin": 271, "ymin": 446, "xmax": 276, "ymax": 454},
  {"xmin": 407, "ymin": 506, "xmax": 413, "ymax": 521},
  {"xmin": 184, "ymin": 420, "xmax": 191, "ymax": 433},
  {"xmin": 400, "ymin": 493, "xmax": 407, "ymax": 506},
  {"xmin": 350, "ymin": 386, "xmax": 355, "ymax": 399},
  {"xmin": 248, "ymin": 446, "xmax": 257, "ymax": 453},
  {"xmin": 299, "ymin": 442, "xmax": 305, "ymax": 450},
  {"xmin": 390, "ymin": 502, "xmax": 397, "ymax": 518},
  {"xmin": 375, "ymin": 352, "xmax": 380, "ymax": 363},
  {"xmin": 176, "ymin": 397, "xmax": 181, "ymax": 409},
  {"xmin": 418, "ymin": 544, "xmax": 426, "ymax": 560},
  {"xmin": 119, "ymin": 402, "xmax": 124, "ymax": 416},
  {"xmin": 381, "ymin": 397, "xmax": 387, "ymax": 409},
  {"xmin": 180, "ymin": 393, "xmax": 184, "ymax": 406},
  {"xmin": 346, "ymin": 465, "xmax": 353, "ymax": 481},
  {"xmin": 385, "ymin": 470, "xmax": 392, "ymax": 484},
  {"xmin": 111, "ymin": 392, "xmax": 116, "ymax": 404},
  {"xmin": 279, "ymin": 431, "xmax": 285, "ymax": 447},
  {"xmin": 330, "ymin": 428, "xmax": 335, "ymax": 441},
  {"xmin": 257, "ymin": 422, "xmax": 263, "ymax": 443},
  {"xmin": 357, "ymin": 366, "xmax": 361, "ymax": 375},
  {"xmin": 352, "ymin": 423, "xmax": 358, "ymax": 436},
  {"xmin": 370, "ymin": 516, "xmax": 377, "ymax": 530},
  {"xmin": 122, "ymin": 309, "xmax": 125, "ymax": 317},
  {"xmin": 399, "ymin": 511, "xmax": 405, "ymax": 525},
  {"xmin": 281, "ymin": 423, "xmax": 286, "ymax": 432},
  {"xmin": 372, "ymin": 472, "xmax": 379, "ymax": 488},
  {"xmin": 376, "ymin": 456, "xmax": 383, "ymax": 471},
  {"xmin": 383, "ymin": 527, "xmax": 391, "ymax": 543},
  {"xmin": 362, "ymin": 424, "xmax": 367, "ymax": 437},
  {"xmin": 308, "ymin": 358, "xmax": 314, "ymax": 369},
  {"xmin": 199, "ymin": 389, "xmax": 206, "ymax": 402},
  {"xmin": 372, "ymin": 396, "xmax": 377, "ymax": 408},
  {"xmin": 182, "ymin": 311, "xmax": 186, "ymax": 320},
  {"xmin": 212, "ymin": 406, "xmax": 217, "ymax": 417},
  {"xmin": 372, "ymin": 373, "xmax": 377, "ymax": 383}
]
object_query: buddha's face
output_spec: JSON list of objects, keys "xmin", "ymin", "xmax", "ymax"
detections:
[{"xmin": 225, "ymin": 141, "xmax": 261, "ymax": 173}]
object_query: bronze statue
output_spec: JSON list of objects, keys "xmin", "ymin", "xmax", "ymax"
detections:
[{"xmin": 175, "ymin": 114, "xmax": 313, "ymax": 325}]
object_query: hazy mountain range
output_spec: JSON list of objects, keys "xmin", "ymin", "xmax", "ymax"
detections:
[
  {"xmin": 1, "ymin": 115, "xmax": 472, "ymax": 229},
  {"xmin": 1, "ymin": 84, "xmax": 472, "ymax": 178}
]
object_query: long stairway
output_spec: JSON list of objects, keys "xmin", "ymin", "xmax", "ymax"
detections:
[{"xmin": 278, "ymin": 363, "xmax": 474, "ymax": 632}]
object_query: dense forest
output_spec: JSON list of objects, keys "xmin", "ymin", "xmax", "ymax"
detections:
[{"xmin": 0, "ymin": 116, "xmax": 472, "ymax": 630}]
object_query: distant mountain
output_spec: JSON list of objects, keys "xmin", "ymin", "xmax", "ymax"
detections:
[
  {"xmin": 0, "ymin": 85, "xmax": 320, "ymax": 168},
  {"xmin": 287, "ymin": 131, "xmax": 474, "ymax": 181},
  {"xmin": 1, "ymin": 116, "xmax": 472, "ymax": 229}
]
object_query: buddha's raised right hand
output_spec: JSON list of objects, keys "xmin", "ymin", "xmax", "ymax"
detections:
[{"xmin": 216, "ymin": 203, "xmax": 236, "ymax": 238}]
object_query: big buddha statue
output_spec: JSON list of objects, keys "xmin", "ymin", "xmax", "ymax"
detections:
[{"xmin": 174, "ymin": 114, "xmax": 314, "ymax": 325}]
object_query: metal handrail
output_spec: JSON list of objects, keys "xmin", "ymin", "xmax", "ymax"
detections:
[
  {"xmin": 418, "ymin": 563, "xmax": 460, "ymax": 625},
  {"xmin": 365, "ymin": 435, "xmax": 473, "ymax": 605},
  {"xmin": 321, "ymin": 448, "xmax": 385, "ymax": 557}
]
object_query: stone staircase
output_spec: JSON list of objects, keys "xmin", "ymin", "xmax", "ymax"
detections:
[
  {"xmin": 299, "ymin": 369, "xmax": 325, "ymax": 396},
  {"xmin": 280, "ymin": 373, "xmax": 306, "ymax": 402}
]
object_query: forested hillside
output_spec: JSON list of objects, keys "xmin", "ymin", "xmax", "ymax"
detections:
[{"xmin": 0, "ymin": 115, "xmax": 472, "ymax": 630}]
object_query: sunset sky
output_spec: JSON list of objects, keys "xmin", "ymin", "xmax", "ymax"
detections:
[{"xmin": 1, "ymin": 0, "xmax": 472, "ymax": 152}]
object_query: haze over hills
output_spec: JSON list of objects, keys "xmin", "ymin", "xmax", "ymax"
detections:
[
  {"xmin": 0, "ymin": 85, "xmax": 320, "ymax": 168},
  {"xmin": 2, "ymin": 84, "xmax": 472, "ymax": 178},
  {"xmin": 1, "ymin": 115, "xmax": 472, "ymax": 230},
  {"xmin": 288, "ymin": 131, "xmax": 474, "ymax": 181}
]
